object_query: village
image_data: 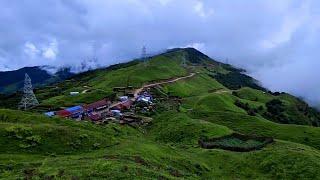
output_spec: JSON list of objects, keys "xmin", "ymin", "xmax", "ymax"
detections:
[{"xmin": 44, "ymin": 86, "xmax": 155, "ymax": 126}]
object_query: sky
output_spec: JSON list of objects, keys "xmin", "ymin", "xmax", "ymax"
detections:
[{"xmin": 0, "ymin": 0, "xmax": 320, "ymax": 106}]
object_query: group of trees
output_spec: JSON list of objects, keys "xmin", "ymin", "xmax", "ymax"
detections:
[
  {"xmin": 263, "ymin": 99, "xmax": 290, "ymax": 124},
  {"xmin": 234, "ymin": 99, "xmax": 263, "ymax": 116},
  {"xmin": 213, "ymin": 72, "xmax": 266, "ymax": 91}
]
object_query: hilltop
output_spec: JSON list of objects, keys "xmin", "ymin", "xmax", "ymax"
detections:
[
  {"xmin": 0, "ymin": 66, "xmax": 74, "ymax": 94},
  {"xmin": 1, "ymin": 48, "xmax": 320, "ymax": 179}
]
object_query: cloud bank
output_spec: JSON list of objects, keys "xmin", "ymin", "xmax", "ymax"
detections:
[{"xmin": 0, "ymin": 0, "xmax": 320, "ymax": 106}]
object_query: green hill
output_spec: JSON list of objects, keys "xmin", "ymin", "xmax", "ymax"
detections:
[
  {"xmin": 0, "ymin": 66, "xmax": 74, "ymax": 94},
  {"xmin": 1, "ymin": 48, "xmax": 320, "ymax": 179}
]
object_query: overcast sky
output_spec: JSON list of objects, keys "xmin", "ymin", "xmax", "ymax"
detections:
[{"xmin": 0, "ymin": 0, "xmax": 319, "ymax": 106}]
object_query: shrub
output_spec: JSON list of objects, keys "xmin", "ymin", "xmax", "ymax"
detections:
[
  {"xmin": 211, "ymin": 72, "xmax": 266, "ymax": 91},
  {"xmin": 199, "ymin": 133, "xmax": 273, "ymax": 152},
  {"xmin": 264, "ymin": 99, "xmax": 289, "ymax": 123},
  {"xmin": 5, "ymin": 126, "xmax": 42, "ymax": 149},
  {"xmin": 234, "ymin": 100, "xmax": 256, "ymax": 116},
  {"xmin": 92, "ymin": 143, "xmax": 101, "ymax": 149},
  {"xmin": 5, "ymin": 126, "xmax": 32, "ymax": 139},
  {"xmin": 25, "ymin": 135, "xmax": 41, "ymax": 146}
]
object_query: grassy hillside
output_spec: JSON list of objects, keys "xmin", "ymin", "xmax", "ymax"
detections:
[
  {"xmin": 2, "ymin": 109, "xmax": 320, "ymax": 179},
  {"xmin": 1, "ymin": 48, "xmax": 320, "ymax": 179},
  {"xmin": 0, "ymin": 109, "xmax": 123, "ymax": 155}
]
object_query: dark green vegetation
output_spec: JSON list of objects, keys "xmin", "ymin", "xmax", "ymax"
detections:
[
  {"xmin": 199, "ymin": 133, "xmax": 273, "ymax": 152},
  {"xmin": 211, "ymin": 68, "xmax": 266, "ymax": 91},
  {"xmin": 0, "ymin": 66, "xmax": 74, "ymax": 94},
  {"xmin": 233, "ymin": 87, "xmax": 320, "ymax": 126},
  {"xmin": 1, "ymin": 48, "xmax": 320, "ymax": 179}
]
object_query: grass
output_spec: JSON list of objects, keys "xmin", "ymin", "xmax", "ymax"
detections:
[
  {"xmin": 0, "ymin": 109, "xmax": 135, "ymax": 155},
  {"xmin": 148, "ymin": 112, "xmax": 232, "ymax": 144},
  {"xmin": 35, "ymin": 54, "xmax": 188, "ymax": 111},
  {"xmin": 190, "ymin": 111, "xmax": 320, "ymax": 150},
  {"xmin": 235, "ymin": 87, "xmax": 273, "ymax": 103},
  {"xmin": 2, "ymin": 109, "xmax": 320, "ymax": 179},
  {"xmin": 184, "ymin": 93, "xmax": 245, "ymax": 113},
  {"xmin": 2, "ymin": 48, "xmax": 320, "ymax": 178},
  {"xmin": 163, "ymin": 73, "xmax": 225, "ymax": 97}
]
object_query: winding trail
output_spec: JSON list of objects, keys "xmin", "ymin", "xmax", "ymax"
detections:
[{"xmin": 212, "ymin": 89, "xmax": 232, "ymax": 94}]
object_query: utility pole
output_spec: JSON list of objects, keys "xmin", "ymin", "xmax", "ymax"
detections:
[{"xmin": 18, "ymin": 73, "xmax": 39, "ymax": 110}]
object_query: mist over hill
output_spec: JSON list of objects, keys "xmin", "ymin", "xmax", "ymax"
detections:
[{"xmin": 1, "ymin": 48, "xmax": 320, "ymax": 179}]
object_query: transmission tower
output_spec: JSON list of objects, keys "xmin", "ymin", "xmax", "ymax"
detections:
[
  {"xmin": 142, "ymin": 46, "xmax": 147, "ymax": 66},
  {"xmin": 18, "ymin": 73, "xmax": 39, "ymax": 110},
  {"xmin": 181, "ymin": 53, "xmax": 188, "ymax": 67},
  {"xmin": 91, "ymin": 40, "xmax": 98, "ymax": 62}
]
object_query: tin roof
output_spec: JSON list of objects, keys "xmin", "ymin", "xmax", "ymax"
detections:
[
  {"xmin": 56, "ymin": 110, "xmax": 72, "ymax": 117},
  {"xmin": 88, "ymin": 113, "xmax": 102, "ymax": 121},
  {"xmin": 65, "ymin": 105, "xmax": 83, "ymax": 113},
  {"xmin": 84, "ymin": 99, "xmax": 110, "ymax": 110}
]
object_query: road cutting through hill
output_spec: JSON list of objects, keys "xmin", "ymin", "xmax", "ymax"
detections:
[
  {"xmin": 108, "ymin": 73, "xmax": 197, "ymax": 109},
  {"xmin": 133, "ymin": 72, "xmax": 196, "ymax": 99}
]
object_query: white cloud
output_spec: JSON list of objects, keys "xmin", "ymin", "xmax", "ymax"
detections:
[
  {"xmin": 193, "ymin": 1, "xmax": 214, "ymax": 18},
  {"xmin": 1, "ymin": 0, "xmax": 320, "ymax": 106},
  {"xmin": 23, "ymin": 42, "xmax": 40, "ymax": 58},
  {"xmin": 42, "ymin": 39, "xmax": 58, "ymax": 60},
  {"xmin": 260, "ymin": 2, "xmax": 310, "ymax": 50}
]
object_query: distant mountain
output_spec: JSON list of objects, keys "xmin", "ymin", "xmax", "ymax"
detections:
[{"xmin": 0, "ymin": 66, "xmax": 75, "ymax": 94}]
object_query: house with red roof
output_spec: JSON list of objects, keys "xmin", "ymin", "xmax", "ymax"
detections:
[
  {"xmin": 84, "ymin": 99, "xmax": 111, "ymax": 113},
  {"xmin": 111, "ymin": 100, "xmax": 133, "ymax": 111},
  {"xmin": 56, "ymin": 109, "xmax": 72, "ymax": 118}
]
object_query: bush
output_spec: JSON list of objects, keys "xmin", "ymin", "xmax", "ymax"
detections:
[
  {"xmin": 264, "ymin": 99, "xmax": 289, "ymax": 123},
  {"xmin": 199, "ymin": 133, "xmax": 273, "ymax": 152},
  {"xmin": 212, "ymin": 72, "xmax": 266, "ymax": 91},
  {"xmin": 234, "ymin": 100, "xmax": 257, "ymax": 116},
  {"xmin": 5, "ymin": 126, "xmax": 32, "ymax": 139},
  {"xmin": 92, "ymin": 143, "xmax": 101, "ymax": 149},
  {"xmin": 5, "ymin": 125, "xmax": 42, "ymax": 149},
  {"xmin": 25, "ymin": 135, "xmax": 41, "ymax": 146}
]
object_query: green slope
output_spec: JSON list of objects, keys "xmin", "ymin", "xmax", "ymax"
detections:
[
  {"xmin": 1, "ymin": 48, "xmax": 320, "ymax": 179},
  {"xmin": 2, "ymin": 109, "xmax": 320, "ymax": 179}
]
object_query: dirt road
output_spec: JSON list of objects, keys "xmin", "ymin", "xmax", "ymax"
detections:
[
  {"xmin": 133, "ymin": 73, "xmax": 196, "ymax": 98},
  {"xmin": 109, "ymin": 73, "xmax": 196, "ymax": 109},
  {"xmin": 213, "ymin": 89, "xmax": 232, "ymax": 94}
]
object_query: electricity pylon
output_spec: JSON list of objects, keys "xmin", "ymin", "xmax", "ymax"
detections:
[
  {"xmin": 18, "ymin": 73, "xmax": 39, "ymax": 110},
  {"xmin": 181, "ymin": 55, "xmax": 187, "ymax": 67},
  {"xmin": 142, "ymin": 46, "xmax": 147, "ymax": 66}
]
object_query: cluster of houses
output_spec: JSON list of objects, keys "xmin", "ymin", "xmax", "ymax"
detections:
[{"xmin": 44, "ymin": 90, "xmax": 154, "ymax": 125}]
